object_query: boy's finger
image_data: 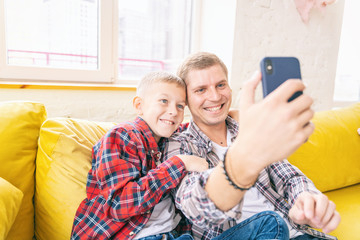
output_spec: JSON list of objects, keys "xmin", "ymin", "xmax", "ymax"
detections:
[{"xmin": 239, "ymin": 71, "xmax": 261, "ymax": 111}]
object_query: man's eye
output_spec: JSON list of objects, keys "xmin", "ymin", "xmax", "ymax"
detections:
[{"xmin": 195, "ymin": 88, "xmax": 204, "ymax": 93}]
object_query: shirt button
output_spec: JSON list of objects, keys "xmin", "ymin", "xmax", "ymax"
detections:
[
  {"xmin": 146, "ymin": 210, "xmax": 151, "ymax": 214},
  {"xmin": 129, "ymin": 231, "xmax": 134, "ymax": 236}
]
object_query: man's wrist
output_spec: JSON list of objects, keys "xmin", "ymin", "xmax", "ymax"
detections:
[{"xmin": 225, "ymin": 148, "xmax": 260, "ymax": 187}]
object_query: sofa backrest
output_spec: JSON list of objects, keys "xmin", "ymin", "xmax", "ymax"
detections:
[
  {"xmin": 35, "ymin": 118, "xmax": 116, "ymax": 240},
  {"xmin": 288, "ymin": 103, "xmax": 360, "ymax": 192},
  {"xmin": 0, "ymin": 101, "xmax": 47, "ymax": 240}
]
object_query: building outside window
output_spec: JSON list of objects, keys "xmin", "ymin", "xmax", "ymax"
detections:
[{"xmin": 1, "ymin": 0, "xmax": 193, "ymax": 83}]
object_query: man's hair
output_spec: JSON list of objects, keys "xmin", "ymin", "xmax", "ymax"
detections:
[
  {"xmin": 177, "ymin": 52, "xmax": 228, "ymax": 84},
  {"xmin": 136, "ymin": 71, "xmax": 186, "ymax": 97}
]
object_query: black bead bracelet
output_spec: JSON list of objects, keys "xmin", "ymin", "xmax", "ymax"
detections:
[{"xmin": 222, "ymin": 151, "xmax": 255, "ymax": 191}]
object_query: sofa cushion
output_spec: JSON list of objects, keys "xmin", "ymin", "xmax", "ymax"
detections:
[
  {"xmin": 0, "ymin": 101, "xmax": 47, "ymax": 240},
  {"xmin": 0, "ymin": 177, "xmax": 23, "ymax": 239},
  {"xmin": 35, "ymin": 118, "xmax": 116, "ymax": 240},
  {"xmin": 324, "ymin": 183, "xmax": 360, "ymax": 239},
  {"xmin": 288, "ymin": 103, "xmax": 360, "ymax": 192}
]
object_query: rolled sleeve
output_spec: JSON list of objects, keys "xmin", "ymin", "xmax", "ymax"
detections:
[{"xmin": 175, "ymin": 168, "xmax": 243, "ymax": 229}]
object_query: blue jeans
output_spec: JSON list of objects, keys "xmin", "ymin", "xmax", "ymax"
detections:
[
  {"xmin": 292, "ymin": 235, "xmax": 322, "ymax": 240},
  {"xmin": 138, "ymin": 211, "xmax": 288, "ymax": 240},
  {"xmin": 136, "ymin": 232, "xmax": 193, "ymax": 240},
  {"xmin": 212, "ymin": 211, "xmax": 289, "ymax": 240}
]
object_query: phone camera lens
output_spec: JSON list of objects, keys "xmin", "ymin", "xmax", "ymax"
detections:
[{"xmin": 265, "ymin": 59, "xmax": 273, "ymax": 74}]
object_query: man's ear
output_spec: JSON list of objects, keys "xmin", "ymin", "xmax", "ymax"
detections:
[{"xmin": 133, "ymin": 96, "xmax": 143, "ymax": 115}]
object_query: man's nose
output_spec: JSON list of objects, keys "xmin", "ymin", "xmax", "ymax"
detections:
[{"xmin": 208, "ymin": 88, "xmax": 221, "ymax": 101}]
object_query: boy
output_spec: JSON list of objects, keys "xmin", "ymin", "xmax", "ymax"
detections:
[{"xmin": 71, "ymin": 72, "xmax": 207, "ymax": 240}]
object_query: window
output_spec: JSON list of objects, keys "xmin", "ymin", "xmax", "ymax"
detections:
[
  {"xmin": 334, "ymin": 0, "xmax": 360, "ymax": 102},
  {"xmin": 0, "ymin": 0, "xmax": 193, "ymax": 84},
  {"xmin": 118, "ymin": 0, "xmax": 192, "ymax": 81}
]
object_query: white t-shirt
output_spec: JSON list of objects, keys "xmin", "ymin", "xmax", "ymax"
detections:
[
  {"xmin": 211, "ymin": 127, "xmax": 303, "ymax": 238},
  {"xmin": 134, "ymin": 195, "xmax": 181, "ymax": 239}
]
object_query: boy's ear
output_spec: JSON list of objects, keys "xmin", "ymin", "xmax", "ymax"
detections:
[{"xmin": 133, "ymin": 96, "xmax": 143, "ymax": 115}]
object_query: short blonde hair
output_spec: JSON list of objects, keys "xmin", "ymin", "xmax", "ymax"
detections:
[
  {"xmin": 177, "ymin": 52, "xmax": 228, "ymax": 84},
  {"xmin": 136, "ymin": 71, "xmax": 186, "ymax": 97}
]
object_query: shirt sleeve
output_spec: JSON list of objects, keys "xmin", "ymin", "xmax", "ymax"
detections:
[
  {"xmin": 92, "ymin": 128, "xmax": 187, "ymax": 221},
  {"xmin": 164, "ymin": 137, "xmax": 243, "ymax": 229},
  {"xmin": 267, "ymin": 159, "xmax": 321, "ymax": 206}
]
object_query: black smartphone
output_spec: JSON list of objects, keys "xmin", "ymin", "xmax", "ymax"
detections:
[{"xmin": 260, "ymin": 57, "xmax": 302, "ymax": 102}]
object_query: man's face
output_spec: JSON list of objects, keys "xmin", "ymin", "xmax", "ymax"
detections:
[{"xmin": 186, "ymin": 64, "xmax": 232, "ymax": 130}]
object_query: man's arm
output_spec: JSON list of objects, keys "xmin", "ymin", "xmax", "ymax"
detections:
[
  {"xmin": 193, "ymin": 72, "xmax": 314, "ymax": 213},
  {"xmin": 271, "ymin": 161, "xmax": 341, "ymax": 234}
]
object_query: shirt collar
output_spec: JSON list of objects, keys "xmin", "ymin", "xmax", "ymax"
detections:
[
  {"xmin": 187, "ymin": 116, "xmax": 239, "ymax": 152},
  {"xmin": 134, "ymin": 116, "xmax": 166, "ymax": 150}
]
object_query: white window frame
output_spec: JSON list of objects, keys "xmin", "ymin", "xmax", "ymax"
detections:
[{"xmin": 0, "ymin": 0, "xmax": 117, "ymax": 83}]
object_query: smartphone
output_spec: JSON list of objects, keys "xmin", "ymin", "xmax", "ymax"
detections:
[{"xmin": 260, "ymin": 57, "xmax": 302, "ymax": 102}]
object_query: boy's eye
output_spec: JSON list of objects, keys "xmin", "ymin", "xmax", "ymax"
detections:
[
  {"xmin": 160, "ymin": 99, "xmax": 168, "ymax": 104},
  {"xmin": 177, "ymin": 104, "xmax": 185, "ymax": 110}
]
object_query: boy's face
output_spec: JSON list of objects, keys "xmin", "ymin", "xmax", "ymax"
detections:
[{"xmin": 136, "ymin": 82, "xmax": 186, "ymax": 142}]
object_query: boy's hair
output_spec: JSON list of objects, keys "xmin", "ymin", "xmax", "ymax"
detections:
[
  {"xmin": 177, "ymin": 52, "xmax": 228, "ymax": 84},
  {"xmin": 136, "ymin": 71, "xmax": 186, "ymax": 97}
]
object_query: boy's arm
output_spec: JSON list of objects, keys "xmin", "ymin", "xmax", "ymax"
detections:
[{"xmin": 94, "ymin": 128, "xmax": 187, "ymax": 221}]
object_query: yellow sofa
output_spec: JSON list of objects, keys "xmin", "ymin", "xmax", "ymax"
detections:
[{"xmin": 0, "ymin": 101, "xmax": 359, "ymax": 240}]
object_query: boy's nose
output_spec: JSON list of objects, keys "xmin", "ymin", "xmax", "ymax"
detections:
[{"xmin": 168, "ymin": 105, "xmax": 177, "ymax": 116}]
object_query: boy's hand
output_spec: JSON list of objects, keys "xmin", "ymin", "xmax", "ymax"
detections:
[
  {"xmin": 289, "ymin": 192, "xmax": 341, "ymax": 234},
  {"xmin": 178, "ymin": 155, "xmax": 209, "ymax": 172}
]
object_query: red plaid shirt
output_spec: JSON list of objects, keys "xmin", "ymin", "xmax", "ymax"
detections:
[{"xmin": 71, "ymin": 117, "xmax": 190, "ymax": 239}]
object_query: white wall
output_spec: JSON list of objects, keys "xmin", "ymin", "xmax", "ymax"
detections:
[
  {"xmin": 0, "ymin": 0, "xmax": 346, "ymax": 121},
  {"xmin": 0, "ymin": 88, "xmax": 137, "ymax": 122},
  {"xmin": 230, "ymin": 0, "xmax": 345, "ymax": 111}
]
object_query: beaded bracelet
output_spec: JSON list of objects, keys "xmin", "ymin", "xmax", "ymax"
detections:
[{"xmin": 222, "ymin": 151, "xmax": 255, "ymax": 191}]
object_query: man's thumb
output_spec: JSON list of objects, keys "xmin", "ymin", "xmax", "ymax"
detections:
[{"xmin": 239, "ymin": 71, "xmax": 261, "ymax": 111}]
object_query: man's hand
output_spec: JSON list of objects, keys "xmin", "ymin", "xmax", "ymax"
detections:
[
  {"xmin": 228, "ymin": 71, "xmax": 315, "ymax": 180},
  {"xmin": 178, "ymin": 155, "xmax": 209, "ymax": 172},
  {"xmin": 289, "ymin": 192, "xmax": 341, "ymax": 234}
]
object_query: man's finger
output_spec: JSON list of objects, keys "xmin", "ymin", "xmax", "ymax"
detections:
[
  {"xmin": 320, "ymin": 200, "xmax": 336, "ymax": 228},
  {"xmin": 289, "ymin": 205, "xmax": 306, "ymax": 224},
  {"xmin": 302, "ymin": 194, "xmax": 315, "ymax": 220},
  {"xmin": 239, "ymin": 71, "xmax": 261, "ymax": 111},
  {"xmin": 314, "ymin": 194, "xmax": 329, "ymax": 225},
  {"xmin": 323, "ymin": 211, "xmax": 341, "ymax": 234},
  {"xmin": 267, "ymin": 79, "xmax": 305, "ymax": 103}
]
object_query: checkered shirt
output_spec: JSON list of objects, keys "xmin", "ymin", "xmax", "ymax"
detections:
[
  {"xmin": 163, "ymin": 116, "xmax": 337, "ymax": 240},
  {"xmin": 71, "ymin": 117, "xmax": 190, "ymax": 240}
]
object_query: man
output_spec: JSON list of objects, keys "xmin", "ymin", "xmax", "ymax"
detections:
[{"xmin": 164, "ymin": 52, "xmax": 340, "ymax": 240}]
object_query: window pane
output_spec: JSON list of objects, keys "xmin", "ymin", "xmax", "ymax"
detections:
[
  {"xmin": 5, "ymin": 0, "xmax": 98, "ymax": 70},
  {"xmin": 118, "ymin": 0, "xmax": 192, "ymax": 80},
  {"xmin": 334, "ymin": 0, "xmax": 360, "ymax": 102}
]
